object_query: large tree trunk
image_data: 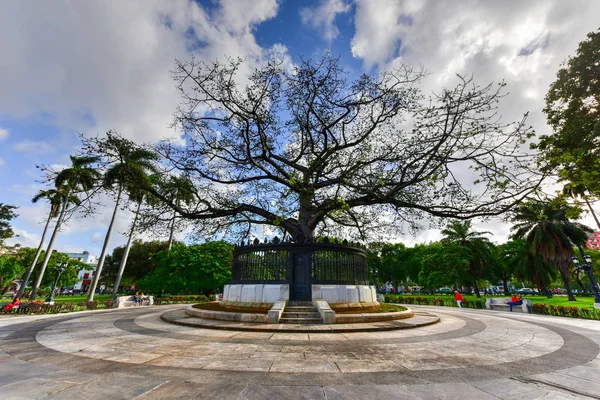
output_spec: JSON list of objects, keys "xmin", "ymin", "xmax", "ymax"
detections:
[
  {"xmin": 87, "ymin": 186, "xmax": 122, "ymax": 302},
  {"xmin": 16, "ymin": 208, "xmax": 54, "ymax": 299},
  {"xmin": 558, "ymin": 267, "xmax": 576, "ymax": 301},
  {"xmin": 472, "ymin": 278, "xmax": 481, "ymax": 298},
  {"xmin": 111, "ymin": 199, "xmax": 142, "ymax": 301},
  {"xmin": 502, "ymin": 277, "xmax": 509, "ymax": 295},
  {"xmin": 30, "ymin": 200, "xmax": 68, "ymax": 300}
]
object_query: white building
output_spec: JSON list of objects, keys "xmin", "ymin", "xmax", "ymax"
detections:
[{"xmin": 66, "ymin": 251, "xmax": 98, "ymax": 293}]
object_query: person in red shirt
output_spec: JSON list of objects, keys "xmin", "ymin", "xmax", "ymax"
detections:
[
  {"xmin": 507, "ymin": 294, "xmax": 523, "ymax": 312},
  {"xmin": 454, "ymin": 291, "xmax": 463, "ymax": 309},
  {"xmin": 2, "ymin": 297, "xmax": 20, "ymax": 313}
]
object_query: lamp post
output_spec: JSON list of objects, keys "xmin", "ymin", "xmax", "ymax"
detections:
[
  {"xmin": 45, "ymin": 261, "xmax": 67, "ymax": 304},
  {"xmin": 571, "ymin": 253, "xmax": 600, "ymax": 305}
]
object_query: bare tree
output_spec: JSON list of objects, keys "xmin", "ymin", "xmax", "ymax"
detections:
[{"xmin": 143, "ymin": 55, "xmax": 543, "ymax": 242}]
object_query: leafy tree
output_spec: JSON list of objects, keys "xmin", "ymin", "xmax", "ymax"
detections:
[
  {"xmin": 138, "ymin": 242, "xmax": 233, "ymax": 295},
  {"xmin": 17, "ymin": 188, "xmax": 67, "ymax": 298},
  {"xmin": 0, "ymin": 203, "xmax": 17, "ymax": 246},
  {"xmin": 83, "ymin": 132, "xmax": 158, "ymax": 302},
  {"xmin": 143, "ymin": 55, "xmax": 541, "ymax": 242},
  {"xmin": 30, "ymin": 156, "xmax": 100, "ymax": 299},
  {"xmin": 441, "ymin": 220, "xmax": 495, "ymax": 297},
  {"xmin": 536, "ymin": 30, "xmax": 600, "ymax": 201},
  {"xmin": 0, "ymin": 253, "xmax": 26, "ymax": 294},
  {"xmin": 510, "ymin": 199, "xmax": 592, "ymax": 301},
  {"xmin": 418, "ymin": 242, "xmax": 470, "ymax": 292},
  {"xmin": 103, "ymin": 240, "xmax": 170, "ymax": 286}
]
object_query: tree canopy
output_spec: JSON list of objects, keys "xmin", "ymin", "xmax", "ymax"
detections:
[
  {"xmin": 0, "ymin": 203, "xmax": 17, "ymax": 246},
  {"xmin": 143, "ymin": 55, "xmax": 541, "ymax": 242},
  {"xmin": 536, "ymin": 29, "xmax": 600, "ymax": 195}
]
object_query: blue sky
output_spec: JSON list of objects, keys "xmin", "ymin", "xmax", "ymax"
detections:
[{"xmin": 1, "ymin": 0, "xmax": 599, "ymax": 257}]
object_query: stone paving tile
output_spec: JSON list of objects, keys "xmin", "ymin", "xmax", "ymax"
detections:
[
  {"xmin": 471, "ymin": 378, "xmax": 556, "ymax": 400},
  {"xmin": 270, "ymin": 333, "xmax": 310, "ymax": 341},
  {"xmin": 145, "ymin": 355, "xmax": 214, "ymax": 368},
  {"xmin": 324, "ymin": 384, "xmax": 420, "ymax": 399},
  {"xmin": 527, "ymin": 371, "xmax": 600, "ymax": 398},
  {"xmin": 241, "ymin": 384, "xmax": 328, "ymax": 399},
  {"xmin": 136, "ymin": 381, "xmax": 250, "ymax": 399},
  {"xmin": 249, "ymin": 351, "xmax": 305, "ymax": 360},
  {"xmin": 0, "ymin": 377, "xmax": 78, "ymax": 398},
  {"xmin": 304, "ymin": 351, "xmax": 359, "ymax": 361},
  {"xmin": 406, "ymin": 382, "xmax": 502, "ymax": 399},
  {"xmin": 103, "ymin": 351, "xmax": 165, "ymax": 364},
  {"xmin": 335, "ymin": 360, "xmax": 406, "ymax": 373},
  {"xmin": 281, "ymin": 344, "xmax": 327, "ymax": 352},
  {"xmin": 269, "ymin": 360, "xmax": 341, "ymax": 373},
  {"xmin": 202, "ymin": 359, "xmax": 274, "ymax": 372}
]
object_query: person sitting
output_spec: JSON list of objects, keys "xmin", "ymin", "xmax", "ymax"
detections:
[
  {"xmin": 139, "ymin": 292, "xmax": 146, "ymax": 306},
  {"xmin": 2, "ymin": 296, "xmax": 21, "ymax": 313},
  {"xmin": 507, "ymin": 294, "xmax": 523, "ymax": 312},
  {"xmin": 134, "ymin": 291, "xmax": 142, "ymax": 306}
]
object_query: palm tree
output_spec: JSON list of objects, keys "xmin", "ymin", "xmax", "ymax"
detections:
[
  {"xmin": 87, "ymin": 133, "xmax": 157, "ymax": 302},
  {"xmin": 17, "ymin": 188, "xmax": 66, "ymax": 298},
  {"xmin": 501, "ymin": 239, "xmax": 556, "ymax": 296},
  {"xmin": 441, "ymin": 220, "xmax": 494, "ymax": 298},
  {"xmin": 110, "ymin": 189, "xmax": 149, "ymax": 301},
  {"xmin": 510, "ymin": 199, "xmax": 592, "ymax": 301},
  {"xmin": 29, "ymin": 156, "xmax": 100, "ymax": 299}
]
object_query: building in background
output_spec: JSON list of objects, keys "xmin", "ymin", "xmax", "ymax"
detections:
[
  {"xmin": 66, "ymin": 251, "xmax": 98, "ymax": 293},
  {"xmin": 0, "ymin": 243, "xmax": 21, "ymax": 256},
  {"xmin": 586, "ymin": 232, "xmax": 600, "ymax": 250}
]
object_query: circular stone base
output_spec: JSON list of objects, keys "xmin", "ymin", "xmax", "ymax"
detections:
[{"xmin": 162, "ymin": 307, "xmax": 439, "ymax": 333}]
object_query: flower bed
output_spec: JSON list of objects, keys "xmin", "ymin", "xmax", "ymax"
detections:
[{"xmin": 384, "ymin": 294, "xmax": 600, "ymax": 320}]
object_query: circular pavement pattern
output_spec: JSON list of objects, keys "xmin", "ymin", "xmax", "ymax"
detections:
[{"xmin": 1, "ymin": 305, "xmax": 600, "ymax": 399}]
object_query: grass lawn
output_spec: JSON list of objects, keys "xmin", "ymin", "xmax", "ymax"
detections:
[
  {"xmin": 52, "ymin": 295, "xmax": 111, "ymax": 303},
  {"xmin": 388, "ymin": 294, "xmax": 596, "ymax": 309}
]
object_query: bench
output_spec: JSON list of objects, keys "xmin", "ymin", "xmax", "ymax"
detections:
[
  {"xmin": 115, "ymin": 295, "xmax": 154, "ymax": 308},
  {"xmin": 486, "ymin": 297, "xmax": 532, "ymax": 313}
]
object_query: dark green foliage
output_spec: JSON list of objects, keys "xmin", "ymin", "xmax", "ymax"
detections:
[
  {"xmin": 138, "ymin": 242, "xmax": 233, "ymax": 295},
  {"xmin": 441, "ymin": 220, "xmax": 496, "ymax": 297},
  {"xmin": 510, "ymin": 199, "xmax": 592, "ymax": 300},
  {"xmin": 536, "ymin": 29, "xmax": 600, "ymax": 196},
  {"xmin": 102, "ymin": 240, "xmax": 171, "ymax": 287},
  {"xmin": 0, "ymin": 203, "xmax": 17, "ymax": 245}
]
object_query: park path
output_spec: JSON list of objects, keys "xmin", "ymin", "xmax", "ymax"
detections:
[{"xmin": 1, "ymin": 304, "xmax": 599, "ymax": 399}]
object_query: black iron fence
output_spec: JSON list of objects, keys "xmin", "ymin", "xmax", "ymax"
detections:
[{"xmin": 232, "ymin": 237, "xmax": 368, "ymax": 285}]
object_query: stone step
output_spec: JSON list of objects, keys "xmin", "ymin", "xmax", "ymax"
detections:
[
  {"xmin": 288, "ymin": 301, "xmax": 314, "ymax": 306},
  {"xmin": 278, "ymin": 317, "xmax": 323, "ymax": 324},
  {"xmin": 281, "ymin": 312, "xmax": 321, "ymax": 318},
  {"xmin": 284, "ymin": 306, "xmax": 317, "ymax": 312}
]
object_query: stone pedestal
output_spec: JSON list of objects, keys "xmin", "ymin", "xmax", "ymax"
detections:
[
  {"xmin": 311, "ymin": 285, "xmax": 379, "ymax": 307},
  {"xmin": 222, "ymin": 284, "xmax": 289, "ymax": 307}
]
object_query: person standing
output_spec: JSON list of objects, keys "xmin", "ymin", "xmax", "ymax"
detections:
[{"xmin": 454, "ymin": 291, "xmax": 463, "ymax": 309}]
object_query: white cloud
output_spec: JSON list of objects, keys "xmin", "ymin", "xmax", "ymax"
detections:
[
  {"xmin": 0, "ymin": 157, "xmax": 4, "ymax": 168},
  {"xmin": 12, "ymin": 140, "xmax": 55, "ymax": 154},
  {"xmin": 350, "ymin": 0, "xmax": 600, "ymax": 242},
  {"xmin": 0, "ymin": 127, "xmax": 8, "ymax": 140},
  {"xmin": 300, "ymin": 0, "xmax": 351, "ymax": 42},
  {"xmin": 0, "ymin": 0, "xmax": 284, "ymax": 144}
]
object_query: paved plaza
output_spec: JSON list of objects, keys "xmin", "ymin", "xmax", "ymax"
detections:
[{"xmin": 1, "ymin": 305, "xmax": 600, "ymax": 399}]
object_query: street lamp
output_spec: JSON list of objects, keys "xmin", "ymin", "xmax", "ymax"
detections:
[
  {"xmin": 45, "ymin": 261, "xmax": 68, "ymax": 304},
  {"xmin": 571, "ymin": 253, "xmax": 600, "ymax": 304}
]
